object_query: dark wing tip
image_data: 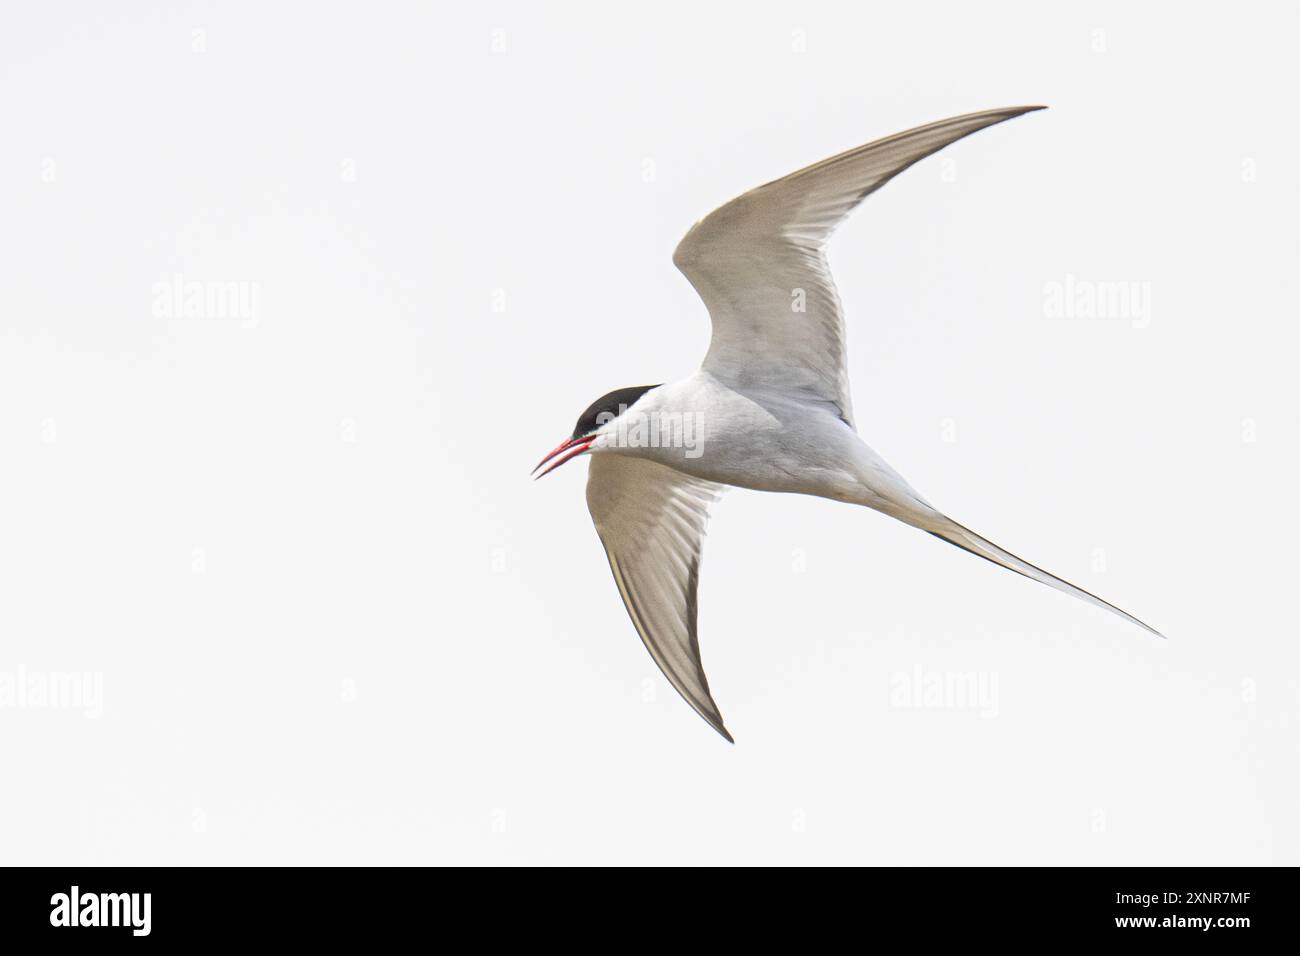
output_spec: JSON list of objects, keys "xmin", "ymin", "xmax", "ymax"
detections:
[
  {"xmin": 693, "ymin": 702, "xmax": 735, "ymax": 743},
  {"xmin": 987, "ymin": 104, "xmax": 1047, "ymax": 121}
]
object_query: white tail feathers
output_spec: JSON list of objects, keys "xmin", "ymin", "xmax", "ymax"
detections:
[{"xmin": 926, "ymin": 517, "xmax": 1163, "ymax": 638}]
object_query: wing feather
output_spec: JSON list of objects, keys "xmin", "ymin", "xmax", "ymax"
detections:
[
  {"xmin": 586, "ymin": 455, "xmax": 731, "ymax": 741},
  {"xmin": 674, "ymin": 106, "xmax": 1046, "ymax": 427}
]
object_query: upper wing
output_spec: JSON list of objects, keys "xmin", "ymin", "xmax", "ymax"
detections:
[
  {"xmin": 585, "ymin": 454, "xmax": 731, "ymax": 741},
  {"xmin": 673, "ymin": 106, "xmax": 1046, "ymax": 428}
]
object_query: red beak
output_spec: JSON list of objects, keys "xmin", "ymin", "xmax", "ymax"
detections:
[{"xmin": 532, "ymin": 435, "xmax": 596, "ymax": 479}]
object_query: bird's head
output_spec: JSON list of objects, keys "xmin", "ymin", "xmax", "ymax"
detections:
[{"xmin": 532, "ymin": 384, "xmax": 661, "ymax": 479}]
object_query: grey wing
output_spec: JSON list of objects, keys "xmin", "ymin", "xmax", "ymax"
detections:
[
  {"xmin": 673, "ymin": 105, "xmax": 1046, "ymax": 428},
  {"xmin": 585, "ymin": 455, "xmax": 731, "ymax": 742}
]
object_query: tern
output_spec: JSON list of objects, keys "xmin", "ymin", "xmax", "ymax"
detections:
[{"xmin": 534, "ymin": 106, "xmax": 1160, "ymax": 742}]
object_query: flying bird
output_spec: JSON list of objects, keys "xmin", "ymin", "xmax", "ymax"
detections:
[{"xmin": 534, "ymin": 106, "xmax": 1160, "ymax": 742}]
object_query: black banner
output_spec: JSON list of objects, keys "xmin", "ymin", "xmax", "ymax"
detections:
[{"xmin": 0, "ymin": 866, "xmax": 1289, "ymax": 943}]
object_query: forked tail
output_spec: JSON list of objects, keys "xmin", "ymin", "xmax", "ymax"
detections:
[{"xmin": 926, "ymin": 516, "xmax": 1163, "ymax": 638}]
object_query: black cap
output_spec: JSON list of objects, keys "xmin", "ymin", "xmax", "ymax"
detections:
[{"xmin": 572, "ymin": 385, "xmax": 660, "ymax": 440}]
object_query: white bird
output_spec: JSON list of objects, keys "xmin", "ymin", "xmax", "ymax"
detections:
[{"xmin": 534, "ymin": 106, "xmax": 1160, "ymax": 742}]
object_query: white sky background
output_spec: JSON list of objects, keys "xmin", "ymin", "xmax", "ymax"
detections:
[{"xmin": 1, "ymin": 2, "xmax": 1296, "ymax": 865}]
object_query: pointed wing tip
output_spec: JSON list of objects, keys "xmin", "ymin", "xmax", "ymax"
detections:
[
  {"xmin": 707, "ymin": 723, "xmax": 738, "ymax": 749},
  {"xmin": 998, "ymin": 104, "xmax": 1048, "ymax": 121},
  {"xmin": 695, "ymin": 703, "xmax": 734, "ymax": 742},
  {"xmin": 696, "ymin": 705, "xmax": 735, "ymax": 743}
]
